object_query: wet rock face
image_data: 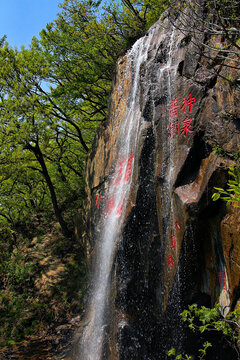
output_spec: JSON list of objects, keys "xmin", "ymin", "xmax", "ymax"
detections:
[{"xmin": 84, "ymin": 12, "xmax": 240, "ymax": 360}]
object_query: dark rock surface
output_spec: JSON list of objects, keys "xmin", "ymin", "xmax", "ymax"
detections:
[{"xmin": 83, "ymin": 11, "xmax": 240, "ymax": 360}]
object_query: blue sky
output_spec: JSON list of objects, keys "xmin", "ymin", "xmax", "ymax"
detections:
[{"xmin": 0, "ymin": 0, "xmax": 62, "ymax": 48}]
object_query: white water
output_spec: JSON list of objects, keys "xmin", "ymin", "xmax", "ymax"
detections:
[
  {"xmin": 154, "ymin": 27, "xmax": 185, "ymax": 354},
  {"xmin": 79, "ymin": 29, "xmax": 155, "ymax": 360},
  {"xmin": 156, "ymin": 26, "xmax": 179, "ymax": 244},
  {"xmin": 163, "ymin": 28, "xmax": 177, "ymax": 188}
]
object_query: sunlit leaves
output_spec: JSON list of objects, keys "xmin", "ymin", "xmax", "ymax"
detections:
[
  {"xmin": 0, "ymin": 0, "xmax": 169, "ymax": 232},
  {"xmin": 168, "ymin": 304, "xmax": 240, "ymax": 359},
  {"xmin": 212, "ymin": 166, "xmax": 240, "ymax": 207}
]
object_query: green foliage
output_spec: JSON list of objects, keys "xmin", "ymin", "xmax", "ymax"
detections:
[
  {"xmin": 212, "ymin": 166, "xmax": 240, "ymax": 207},
  {"xmin": 0, "ymin": 0, "xmax": 169, "ymax": 237},
  {"xmin": 168, "ymin": 304, "xmax": 240, "ymax": 359},
  {"xmin": 0, "ymin": 0, "xmax": 172, "ymax": 346},
  {"xmin": 212, "ymin": 145, "xmax": 225, "ymax": 157},
  {"xmin": 234, "ymin": 152, "xmax": 240, "ymax": 162},
  {"xmin": 167, "ymin": 348, "xmax": 193, "ymax": 359},
  {"xmin": 198, "ymin": 342, "xmax": 212, "ymax": 360},
  {"xmin": 0, "ymin": 38, "xmax": 88, "ymax": 236},
  {"xmin": 181, "ymin": 303, "xmax": 240, "ymax": 341},
  {"xmin": 104, "ymin": 0, "xmax": 169, "ymax": 44}
]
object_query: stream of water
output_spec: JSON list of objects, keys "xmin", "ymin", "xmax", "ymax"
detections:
[{"xmin": 78, "ymin": 28, "xmax": 156, "ymax": 360}]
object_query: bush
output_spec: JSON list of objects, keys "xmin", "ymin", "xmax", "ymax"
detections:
[
  {"xmin": 212, "ymin": 166, "xmax": 240, "ymax": 207},
  {"xmin": 168, "ymin": 304, "xmax": 240, "ymax": 360}
]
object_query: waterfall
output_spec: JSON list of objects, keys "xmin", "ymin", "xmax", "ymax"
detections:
[
  {"xmin": 79, "ymin": 28, "xmax": 155, "ymax": 360},
  {"xmin": 156, "ymin": 27, "xmax": 185, "ymax": 353}
]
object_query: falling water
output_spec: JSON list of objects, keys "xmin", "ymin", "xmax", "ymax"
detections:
[
  {"xmin": 155, "ymin": 26, "xmax": 185, "ymax": 355},
  {"xmin": 79, "ymin": 29, "xmax": 155, "ymax": 360},
  {"xmin": 164, "ymin": 28, "xmax": 177, "ymax": 187}
]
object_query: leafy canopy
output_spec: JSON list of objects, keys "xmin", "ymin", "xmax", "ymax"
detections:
[{"xmin": 0, "ymin": 0, "xmax": 170, "ymax": 234}]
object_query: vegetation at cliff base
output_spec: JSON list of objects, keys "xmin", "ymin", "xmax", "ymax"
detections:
[
  {"xmin": 168, "ymin": 304, "xmax": 240, "ymax": 359},
  {"xmin": 212, "ymin": 166, "xmax": 240, "ymax": 207}
]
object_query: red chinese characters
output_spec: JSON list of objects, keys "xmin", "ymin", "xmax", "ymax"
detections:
[
  {"xmin": 113, "ymin": 158, "xmax": 127, "ymax": 185},
  {"xmin": 174, "ymin": 220, "xmax": 181, "ymax": 231},
  {"xmin": 106, "ymin": 199, "xmax": 115, "ymax": 214},
  {"xmin": 167, "ymin": 219, "xmax": 181, "ymax": 270},
  {"xmin": 113, "ymin": 152, "xmax": 134, "ymax": 185},
  {"xmin": 168, "ymin": 120, "xmax": 179, "ymax": 138},
  {"xmin": 95, "ymin": 152, "xmax": 134, "ymax": 217},
  {"xmin": 115, "ymin": 198, "xmax": 124, "ymax": 215},
  {"xmin": 171, "ymin": 235, "xmax": 176, "ymax": 250},
  {"xmin": 218, "ymin": 271, "xmax": 226, "ymax": 290},
  {"xmin": 95, "ymin": 194, "xmax": 102, "ymax": 208},
  {"xmin": 169, "ymin": 98, "xmax": 180, "ymax": 118},
  {"xmin": 182, "ymin": 93, "xmax": 196, "ymax": 113},
  {"xmin": 106, "ymin": 197, "xmax": 124, "ymax": 216},
  {"xmin": 168, "ymin": 255, "xmax": 174, "ymax": 269},
  {"xmin": 125, "ymin": 152, "xmax": 134, "ymax": 183},
  {"xmin": 168, "ymin": 93, "xmax": 196, "ymax": 138},
  {"xmin": 181, "ymin": 117, "xmax": 193, "ymax": 137}
]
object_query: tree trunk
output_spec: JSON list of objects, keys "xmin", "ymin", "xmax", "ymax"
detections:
[{"xmin": 26, "ymin": 142, "xmax": 72, "ymax": 238}]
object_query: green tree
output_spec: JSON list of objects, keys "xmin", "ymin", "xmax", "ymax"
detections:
[
  {"xmin": 104, "ymin": 0, "xmax": 169, "ymax": 44},
  {"xmin": 0, "ymin": 0, "xmax": 169, "ymax": 237},
  {"xmin": 0, "ymin": 41, "xmax": 88, "ymax": 236}
]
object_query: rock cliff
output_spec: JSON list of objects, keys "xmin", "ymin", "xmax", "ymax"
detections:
[{"xmin": 82, "ymin": 9, "xmax": 240, "ymax": 360}]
